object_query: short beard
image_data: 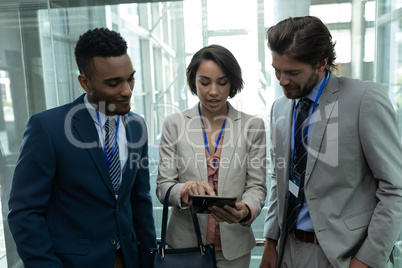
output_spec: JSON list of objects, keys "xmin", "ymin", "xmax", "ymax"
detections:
[{"xmin": 283, "ymin": 71, "xmax": 319, "ymax": 99}]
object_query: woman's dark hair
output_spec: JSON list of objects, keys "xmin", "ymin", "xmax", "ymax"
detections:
[
  {"xmin": 74, "ymin": 28, "xmax": 128, "ymax": 77},
  {"xmin": 186, "ymin": 44, "xmax": 244, "ymax": 98},
  {"xmin": 266, "ymin": 16, "xmax": 337, "ymax": 71}
]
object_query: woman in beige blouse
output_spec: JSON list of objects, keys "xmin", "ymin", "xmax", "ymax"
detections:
[{"xmin": 156, "ymin": 44, "xmax": 267, "ymax": 268}]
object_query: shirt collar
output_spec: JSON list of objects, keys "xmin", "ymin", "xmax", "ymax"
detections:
[
  {"xmin": 84, "ymin": 94, "xmax": 118, "ymax": 128},
  {"xmin": 295, "ymin": 75, "xmax": 326, "ymax": 106}
]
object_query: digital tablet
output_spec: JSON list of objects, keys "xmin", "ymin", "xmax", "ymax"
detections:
[{"xmin": 190, "ymin": 195, "xmax": 237, "ymax": 214}]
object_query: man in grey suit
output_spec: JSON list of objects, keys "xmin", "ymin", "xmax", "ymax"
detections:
[{"xmin": 260, "ymin": 16, "xmax": 402, "ymax": 268}]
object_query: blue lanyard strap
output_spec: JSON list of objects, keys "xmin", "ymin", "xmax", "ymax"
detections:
[
  {"xmin": 96, "ymin": 110, "xmax": 120, "ymax": 168},
  {"xmin": 292, "ymin": 71, "xmax": 329, "ymax": 165},
  {"xmin": 198, "ymin": 104, "xmax": 227, "ymax": 180}
]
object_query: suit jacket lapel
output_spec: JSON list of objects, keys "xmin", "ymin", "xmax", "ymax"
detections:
[
  {"xmin": 278, "ymin": 98, "xmax": 294, "ymax": 222},
  {"xmin": 120, "ymin": 114, "xmax": 134, "ymax": 200},
  {"xmin": 119, "ymin": 113, "xmax": 146, "ymax": 202},
  {"xmin": 217, "ymin": 102, "xmax": 241, "ymax": 195},
  {"xmin": 186, "ymin": 104, "xmax": 209, "ymax": 182},
  {"xmin": 305, "ymin": 73, "xmax": 339, "ymax": 185},
  {"xmin": 70, "ymin": 96, "xmax": 114, "ymax": 194},
  {"xmin": 282, "ymin": 99, "xmax": 294, "ymax": 174}
]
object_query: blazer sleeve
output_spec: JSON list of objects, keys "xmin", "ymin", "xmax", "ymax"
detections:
[
  {"xmin": 354, "ymin": 83, "xmax": 402, "ymax": 267},
  {"xmin": 129, "ymin": 117, "xmax": 157, "ymax": 267},
  {"xmin": 8, "ymin": 115, "xmax": 63, "ymax": 268},
  {"xmin": 263, "ymin": 101, "xmax": 281, "ymax": 240},
  {"xmin": 241, "ymin": 116, "xmax": 267, "ymax": 221},
  {"xmin": 156, "ymin": 113, "xmax": 187, "ymax": 208}
]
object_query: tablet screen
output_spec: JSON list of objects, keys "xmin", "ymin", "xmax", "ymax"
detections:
[{"xmin": 190, "ymin": 195, "xmax": 236, "ymax": 214}]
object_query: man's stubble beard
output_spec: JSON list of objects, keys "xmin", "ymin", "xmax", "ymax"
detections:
[{"xmin": 283, "ymin": 71, "xmax": 319, "ymax": 99}]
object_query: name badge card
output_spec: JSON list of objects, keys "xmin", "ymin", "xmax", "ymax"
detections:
[{"xmin": 289, "ymin": 171, "xmax": 301, "ymax": 198}]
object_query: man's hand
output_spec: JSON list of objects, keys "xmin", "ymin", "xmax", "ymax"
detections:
[
  {"xmin": 350, "ymin": 258, "xmax": 370, "ymax": 268},
  {"xmin": 260, "ymin": 238, "xmax": 278, "ymax": 268}
]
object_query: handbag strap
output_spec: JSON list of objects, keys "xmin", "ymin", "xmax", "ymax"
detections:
[
  {"xmin": 190, "ymin": 205, "xmax": 204, "ymax": 248},
  {"xmin": 159, "ymin": 184, "xmax": 206, "ymax": 251},
  {"xmin": 159, "ymin": 184, "xmax": 174, "ymax": 249}
]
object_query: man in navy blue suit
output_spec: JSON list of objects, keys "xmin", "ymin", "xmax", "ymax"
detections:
[{"xmin": 8, "ymin": 28, "xmax": 156, "ymax": 268}]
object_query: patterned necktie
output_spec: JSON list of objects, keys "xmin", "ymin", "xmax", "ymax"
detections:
[
  {"xmin": 104, "ymin": 117, "xmax": 121, "ymax": 194},
  {"xmin": 287, "ymin": 98, "xmax": 312, "ymax": 233}
]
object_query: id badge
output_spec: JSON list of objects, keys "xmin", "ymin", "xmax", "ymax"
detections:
[{"xmin": 289, "ymin": 171, "xmax": 301, "ymax": 198}]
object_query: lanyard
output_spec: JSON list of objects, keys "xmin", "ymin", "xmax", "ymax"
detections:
[
  {"xmin": 292, "ymin": 71, "xmax": 329, "ymax": 166},
  {"xmin": 198, "ymin": 104, "xmax": 227, "ymax": 180},
  {"xmin": 96, "ymin": 110, "xmax": 120, "ymax": 168}
]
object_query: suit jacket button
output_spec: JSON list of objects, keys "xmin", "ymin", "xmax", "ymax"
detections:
[
  {"xmin": 115, "ymin": 205, "xmax": 119, "ymax": 212},
  {"xmin": 111, "ymin": 239, "xmax": 117, "ymax": 245}
]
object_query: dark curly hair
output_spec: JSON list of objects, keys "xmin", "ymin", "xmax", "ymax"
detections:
[
  {"xmin": 74, "ymin": 28, "xmax": 128, "ymax": 78},
  {"xmin": 266, "ymin": 16, "xmax": 337, "ymax": 71},
  {"xmin": 186, "ymin": 44, "xmax": 244, "ymax": 98}
]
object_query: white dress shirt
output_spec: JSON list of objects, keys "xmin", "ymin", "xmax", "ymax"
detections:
[{"xmin": 84, "ymin": 94, "xmax": 128, "ymax": 194}]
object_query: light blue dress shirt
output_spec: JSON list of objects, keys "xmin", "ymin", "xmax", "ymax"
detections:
[{"xmin": 290, "ymin": 77, "xmax": 325, "ymax": 232}]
